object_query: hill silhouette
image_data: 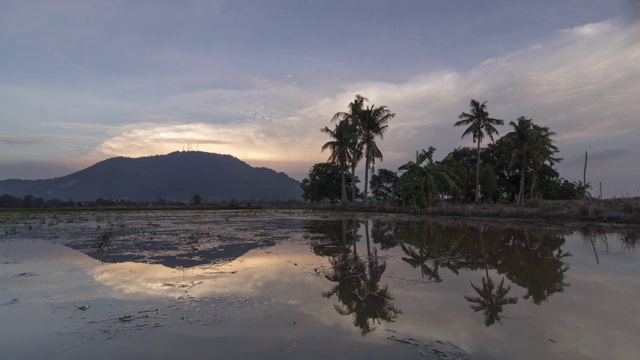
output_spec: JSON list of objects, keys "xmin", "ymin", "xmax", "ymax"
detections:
[{"xmin": 0, "ymin": 152, "xmax": 302, "ymax": 202}]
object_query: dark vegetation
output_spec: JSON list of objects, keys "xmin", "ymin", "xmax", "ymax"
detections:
[
  {"xmin": 0, "ymin": 192, "xmax": 284, "ymax": 210},
  {"xmin": 306, "ymin": 96, "xmax": 580, "ymax": 206},
  {"xmin": 299, "ymin": 95, "xmax": 640, "ymax": 223},
  {"xmin": 300, "ymin": 163, "xmax": 361, "ymax": 204}
]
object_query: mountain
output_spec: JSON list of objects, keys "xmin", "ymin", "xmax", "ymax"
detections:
[{"xmin": 0, "ymin": 152, "xmax": 302, "ymax": 202}]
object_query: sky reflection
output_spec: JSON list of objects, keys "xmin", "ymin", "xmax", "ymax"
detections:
[{"xmin": 1, "ymin": 211, "xmax": 639, "ymax": 359}]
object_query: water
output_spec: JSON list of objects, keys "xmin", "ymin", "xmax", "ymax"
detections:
[{"xmin": 1, "ymin": 210, "xmax": 638, "ymax": 359}]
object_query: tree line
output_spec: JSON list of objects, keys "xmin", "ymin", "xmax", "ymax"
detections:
[
  {"xmin": 0, "ymin": 194, "xmax": 187, "ymax": 208},
  {"xmin": 302, "ymin": 96, "xmax": 590, "ymax": 206}
]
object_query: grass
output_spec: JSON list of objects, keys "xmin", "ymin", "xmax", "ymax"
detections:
[
  {"xmin": 283, "ymin": 198, "xmax": 640, "ymax": 224},
  {"xmin": 1, "ymin": 197, "xmax": 639, "ymax": 225},
  {"xmin": 96, "ymin": 230, "xmax": 113, "ymax": 249}
]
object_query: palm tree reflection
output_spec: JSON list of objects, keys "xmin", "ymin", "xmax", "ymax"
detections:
[
  {"xmin": 464, "ymin": 226, "xmax": 518, "ymax": 326},
  {"xmin": 396, "ymin": 221, "xmax": 467, "ymax": 283},
  {"xmin": 465, "ymin": 276, "xmax": 518, "ymax": 327},
  {"xmin": 306, "ymin": 218, "xmax": 572, "ymax": 330},
  {"xmin": 322, "ymin": 219, "xmax": 401, "ymax": 335}
]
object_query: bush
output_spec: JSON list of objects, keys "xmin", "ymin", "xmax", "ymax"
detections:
[{"xmin": 620, "ymin": 199, "xmax": 639, "ymax": 214}]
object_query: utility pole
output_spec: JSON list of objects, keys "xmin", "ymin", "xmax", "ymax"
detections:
[{"xmin": 583, "ymin": 151, "xmax": 588, "ymax": 199}]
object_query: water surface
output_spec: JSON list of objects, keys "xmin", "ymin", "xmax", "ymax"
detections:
[{"xmin": 1, "ymin": 210, "xmax": 638, "ymax": 359}]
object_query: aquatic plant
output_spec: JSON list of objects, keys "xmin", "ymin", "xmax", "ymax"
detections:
[{"xmin": 96, "ymin": 230, "xmax": 113, "ymax": 249}]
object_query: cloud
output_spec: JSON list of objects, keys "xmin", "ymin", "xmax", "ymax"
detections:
[
  {"xmin": 0, "ymin": 83, "xmax": 138, "ymax": 129},
  {"xmin": 145, "ymin": 82, "xmax": 319, "ymax": 123},
  {"xmin": 0, "ymin": 135, "xmax": 49, "ymax": 145},
  {"xmin": 0, "ymin": 158, "xmax": 95, "ymax": 180},
  {"xmin": 0, "ymin": 133, "xmax": 106, "ymax": 148},
  {"xmin": 52, "ymin": 122, "xmax": 115, "ymax": 132},
  {"xmin": 95, "ymin": 118, "xmax": 328, "ymax": 164},
  {"xmin": 150, "ymin": 138, "xmax": 229, "ymax": 145},
  {"xmin": 93, "ymin": 19, "xmax": 640, "ymax": 181},
  {"xmin": 588, "ymin": 147, "xmax": 630, "ymax": 162}
]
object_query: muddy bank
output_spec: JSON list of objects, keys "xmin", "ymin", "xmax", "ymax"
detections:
[{"xmin": 296, "ymin": 198, "xmax": 640, "ymax": 224}]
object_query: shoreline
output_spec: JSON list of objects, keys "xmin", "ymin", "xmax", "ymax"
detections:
[{"xmin": 1, "ymin": 199, "xmax": 638, "ymax": 226}]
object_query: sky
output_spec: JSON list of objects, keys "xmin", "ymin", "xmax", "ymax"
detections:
[{"xmin": 1, "ymin": 0, "xmax": 639, "ymax": 198}]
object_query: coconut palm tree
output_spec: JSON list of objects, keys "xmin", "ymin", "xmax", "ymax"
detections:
[
  {"xmin": 358, "ymin": 104, "xmax": 395, "ymax": 204},
  {"xmin": 321, "ymin": 119, "xmax": 356, "ymax": 204},
  {"xmin": 505, "ymin": 117, "xmax": 561, "ymax": 204},
  {"xmin": 397, "ymin": 147, "xmax": 458, "ymax": 208},
  {"xmin": 332, "ymin": 95, "xmax": 368, "ymax": 203},
  {"xmin": 506, "ymin": 116, "xmax": 535, "ymax": 204},
  {"xmin": 454, "ymin": 99, "xmax": 504, "ymax": 203},
  {"xmin": 528, "ymin": 125, "xmax": 561, "ymax": 200},
  {"xmin": 572, "ymin": 180, "xmax": 592, "ymax": 199}
]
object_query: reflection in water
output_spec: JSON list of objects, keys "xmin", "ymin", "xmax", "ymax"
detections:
[
  {"xmin": 308, "ymin": 219, "xmax": 401, "ymax": 335},
  {"xmin": 68, "ymin": 213, "xmax": 576, "ymax": 329},
  {"xmin": 577, "ymin": 226, "xmax": 640, "ymax": 262},
  {"xmin": 464, "ymin": 226, "xmax": 517, "ymax": 327},
  {"xmin": 506, "ymin": 229, "xmax": 570, "ymax": 304},
  {"xmin": 3, "ymin": 211, "xmax": 640, "ymax": 359},
  {"xmin": 392, "ymin": 221, "xmax": 471, "ymax": 283},
  {"xmin": 67, "ymin": 220, "xmax": 278, "ymax": 269},
  {"xmin": 306, "ymin": 218, "xmax": 575, "ymax": 328},
  {"xmin": 620, "ymin": 229, "xmax": 640, "ymax": 252},
  {"xmin": 371, "ymin": 219, "xmax": 399, "ymax": 250},
  {"xmin": 79, "ymin": 214, "xmax": 579, "ymax": 330},
  {"xmin": 465, "ymin": 276, "xmax": 518, "ymax": 327},
  {"xmin": 392, "ymin": 221, "xmax": 571, "ymax": 306},
  {"xmin": 310, "ymin": 218, "xmax": 574, "ymax": 327}
]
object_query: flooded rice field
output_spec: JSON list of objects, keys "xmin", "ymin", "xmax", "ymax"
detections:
[{"xmin": 1, "ymin": 209, "xmax": 639, "ymax": 360}]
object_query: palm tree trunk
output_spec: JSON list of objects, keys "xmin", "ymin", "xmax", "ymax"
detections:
[
  {"xmin": 583, "ymin": 151, "xmax": 588, "ymax": 200},
  {"xmin": 365, "ymin": 220, "xmax": 373, "ymax": 279},
  {"xmin": 518, "ymin": 157, "xmax": 526, "ymax": 205},
  {"xmin": 351, "ymin": 165, "xmax": 357, "ymax": 204},
  {"xmin": 341, "ymin": 219, "xmax": 347, "ymax": 246},
  {"xmin": 352, "ymin": 219, "xmax": 358, "ymax": 254},
  {"xmin": 475, "ymin": 141, "xmax": 481, "ymax": 203},
  {"xmin": 479, "ymin": 226, "xmax": 490, "ymax": 280},
  {"xmin": 365, "ymin": 220, "xmax": 371, "ymax": 258},
  {"xmin": 529, "ymin": 168, "xmax": 537, "ymax": 201},
  {"xmin": 341, "ymin": 170, "xmax": 347, "ymax": 204},
  {"xmin": 364, "ymin": 153, "xmax": 370, "ymax": 205}
]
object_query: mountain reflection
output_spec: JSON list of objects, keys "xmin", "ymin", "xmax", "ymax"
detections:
[
  {"xmin": 306, "ymin": 219, "xmax": 401, "ymax": 335},
  {"xmin": 66, "ymin": 227, "xmax": 277, "ymax": 268}
]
